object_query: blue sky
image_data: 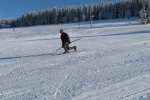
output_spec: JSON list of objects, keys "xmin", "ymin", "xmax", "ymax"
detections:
[{"xmin": 0, "ymin": 0, "xmax": 116, "ymax": 20}]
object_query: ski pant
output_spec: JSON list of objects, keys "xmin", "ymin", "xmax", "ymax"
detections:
[{"xmin": 63, "ymin": 42, "xmax": 75, "ymax": 52}]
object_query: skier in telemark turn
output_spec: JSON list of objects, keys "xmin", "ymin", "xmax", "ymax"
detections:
[{"xmin": 60, "ymin": 29, "xmax": 76, "ymax": 54}]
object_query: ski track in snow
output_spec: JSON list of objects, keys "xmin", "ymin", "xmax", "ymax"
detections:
[{"xmin": 0, "ymin": 18, "xmax": 150, "ymax": 100}]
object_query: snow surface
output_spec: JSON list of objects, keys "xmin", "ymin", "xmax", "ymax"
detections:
[{"xmin": 0, "ymin": 18, "xmax": 150, "ymax": 100}]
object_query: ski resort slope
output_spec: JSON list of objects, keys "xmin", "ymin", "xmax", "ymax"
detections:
[{"xmin": 0, "ymin": 18, "xmax": 150, "ymax": 100}]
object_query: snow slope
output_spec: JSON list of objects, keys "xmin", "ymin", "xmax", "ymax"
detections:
[{"xmin": 0, "ymin": 18, "xmax": 150, "ymax": 100}]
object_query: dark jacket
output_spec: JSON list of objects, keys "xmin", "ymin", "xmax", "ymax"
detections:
[{"xmin": 61, "ymin": 32, "xmax": 71, "ymax": 46}]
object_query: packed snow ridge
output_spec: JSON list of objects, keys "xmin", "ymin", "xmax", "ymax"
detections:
[{"xmin": 0, "ymin": 18, "xmax": 150, "ymax": 100}]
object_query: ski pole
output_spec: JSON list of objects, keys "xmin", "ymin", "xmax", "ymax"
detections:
[
  {"xmin": 56, "ymin": 47, "xmax": 62, "ymax": 51},
  {"xmin": 70, "ymin": 38, "xmax": 81, "ymax": 43}
]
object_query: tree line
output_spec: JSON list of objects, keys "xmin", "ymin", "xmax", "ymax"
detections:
[{"xmin": 0, "ymin": 0, "xmax": 150, "ymax": 28}]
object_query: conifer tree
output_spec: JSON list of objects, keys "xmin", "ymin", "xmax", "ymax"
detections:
[
  {"xmin": 147, "ymin": 1, "xmax": 150, "ymax": 23},
  {"xmin": 125, "ymin": 6, "xmax": 132, "ymax": 19},
  {"xmin": 139, "ymin": 0, "xmax": 150, "ymax": 24},
  {"xmin": 139, "ymin": 4, "xmax": 148, "ymax": 24},
  {"xmin": 0, "ymin": 21, "xmax": 1, "ymax": 29}
]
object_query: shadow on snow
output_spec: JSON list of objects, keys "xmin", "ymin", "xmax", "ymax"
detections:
[{"xmin": 0, "ymin": 53, "xmax": 57, "ymax": 60}]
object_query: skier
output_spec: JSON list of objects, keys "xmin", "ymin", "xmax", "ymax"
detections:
[{"xmin": 60, "ymin": 29, "xmax": 76, "ymax": 54}]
